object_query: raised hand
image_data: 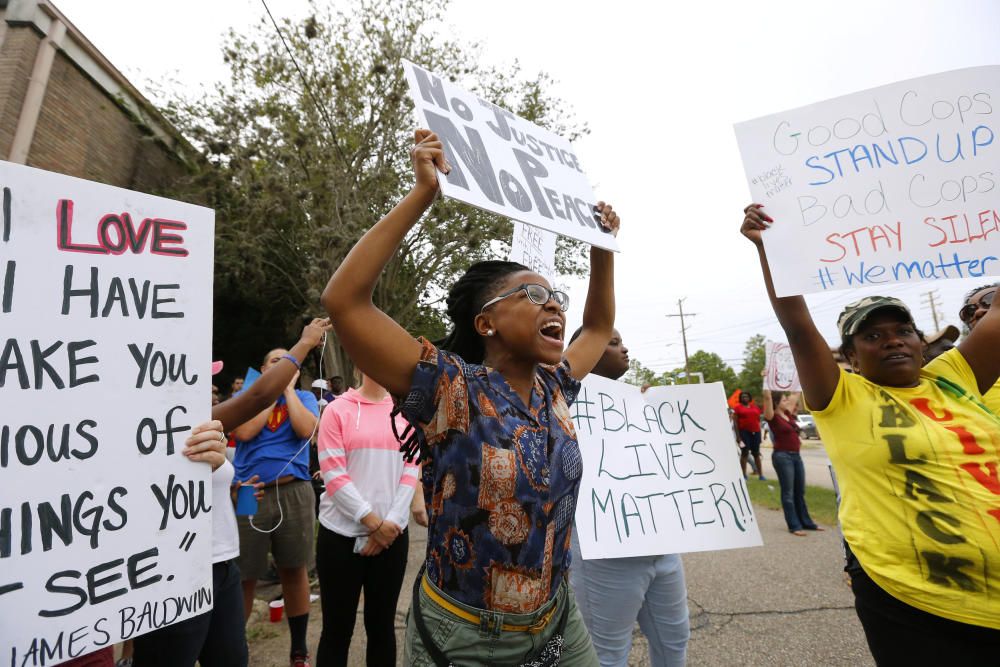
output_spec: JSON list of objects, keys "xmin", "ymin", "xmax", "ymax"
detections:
[
  {"xmin": 299, "ymin": 317, "xmax": 332, "ymax": 349},
  {"xmin": 741, "ymin": 203, "xmax": 773, "ymax": 247},
  {"xmin": 595, "ymin": 201, "xmax": 621, "ymax": 237},
  {"xmin": 410, "ymin": 129, "xmax": 450, "ymax": 195}
]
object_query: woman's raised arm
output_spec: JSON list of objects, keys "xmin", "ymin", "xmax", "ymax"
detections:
[
  {"xmin": 211, "ymin": 317, "xmax": 331, "ymax": 432},
  {"xmin": 321, "ymin": 130, "xmax": 449, "ymax": 397},
  {"xmin": 762, "ymin": 388, "xmax": 775, "ymax": 421},
  {"xmin": 957, "ymin": 288, "xmax": 1000, "ymax": 394},
  {"xmin": 564, "ymin": 202, "xmax": 618, "ymax": 380},
  {"xmin": 742, "ymin": 204, "xmax": 840, "ymax": 411}
]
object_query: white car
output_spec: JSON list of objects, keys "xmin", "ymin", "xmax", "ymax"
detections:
[{"xmin": 796, "ymin": 414, "xmax": 819, "ymax": 439}]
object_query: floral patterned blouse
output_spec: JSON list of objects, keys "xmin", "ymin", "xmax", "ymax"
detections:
[{"xmin": 397, "ymin": 338, "xmax": 583, "ymax": 613}]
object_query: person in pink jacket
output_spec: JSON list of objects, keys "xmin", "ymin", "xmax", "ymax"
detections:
[{"xmin": 314, "ymin": 372, "xmax": 419, "ymax": 666}]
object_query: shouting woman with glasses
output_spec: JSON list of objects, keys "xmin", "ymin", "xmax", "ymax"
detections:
[
  {"xmin": 742, "ymin": 204, "xmax": 1000, "ymax": 665},
  {"xmin": 959, "ymin": 282, "xmax": 999, "ymax": 413},
  {"xmin": 322, "ymin": 129, "xmax": 619, "ymax": 666}
]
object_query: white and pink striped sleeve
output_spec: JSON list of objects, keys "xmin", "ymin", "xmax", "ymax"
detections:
[
  {"xmin": 317, "ymin": 407, "xmax": 371, "ymax": 522},
  {"xmin": 386, "ymin": 455, "xmax": 419, "ymax": 526}
]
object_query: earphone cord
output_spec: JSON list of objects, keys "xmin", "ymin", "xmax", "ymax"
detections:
[{"xmin": 249, "ymin": 333, "xmax": 327, "ymax": 534}]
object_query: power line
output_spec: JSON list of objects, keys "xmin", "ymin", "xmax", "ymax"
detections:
[
  {"xmin": 665, "ymin": 298, "xmax": 696, "ymax": 383},
  {"xmin": 921, "ymin": 289, "xmax": 943, "ymax": 331},
  {"xmin": 625, "ymin": 294, "xmax": 852, "ymax": 350},
  {"xmin": 259, "ymin": 0, "xmax": 349, "ymax": 163}
]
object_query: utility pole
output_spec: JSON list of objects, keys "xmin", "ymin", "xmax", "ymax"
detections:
[
  {"xmin": 666, "ymin": 298, "xmax": 696, "ymax": 383},
  {"xmin": 921, "ymin": 289, "xmax": 942, "ymax": 331}
]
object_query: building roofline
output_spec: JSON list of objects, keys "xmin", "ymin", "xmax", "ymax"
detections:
[{"xmin": 4, "ymin": 0, "xmax": 199, "ymax": 165}]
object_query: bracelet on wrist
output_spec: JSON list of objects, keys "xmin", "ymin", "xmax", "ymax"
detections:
[
  {"xmin": 368, "ymin": 520, "xmax": 384, "ymax": 536},
  {"xmin": 280, "ymin": 353, "xmax": 301, "ymax": 370}
]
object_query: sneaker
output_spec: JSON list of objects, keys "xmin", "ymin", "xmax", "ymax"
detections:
[
  {"xmin": 758, "ymin": 476, "xmax": 767, "ymax": 481},
  {"xmin": 116, "ymin": 660, "xmax": 133, "ymax": 667},
  {"xmin": 290, "ymin": 652, "xmax": 311, "ymax": 667}
]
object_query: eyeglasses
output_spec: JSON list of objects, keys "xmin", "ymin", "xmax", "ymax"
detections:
[
  {"xmin": 480, "ymin": 283, "xmax": 569, "ymax": 313},
  {"xmin": 959, "ymin": 289, "xmax": 995, "ymax": 323}
]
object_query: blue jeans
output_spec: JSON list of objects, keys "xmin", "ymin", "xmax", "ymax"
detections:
[
  {"xmin": 771, "ymin": 450, "xmax": 816, "ymax": 532},
  {"xmin": 569, "ymin": 531, "xmax": 689, "ymax": 667}
]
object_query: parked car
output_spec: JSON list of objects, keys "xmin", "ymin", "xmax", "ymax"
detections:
[{"xmin": 796, "ymin": 413, "xmax": 819, "ymax": 439}]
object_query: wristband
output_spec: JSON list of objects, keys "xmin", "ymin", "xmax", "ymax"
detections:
[{"xmin": 280, "ymin": 353, "xmax": 301, "ymax": 369}]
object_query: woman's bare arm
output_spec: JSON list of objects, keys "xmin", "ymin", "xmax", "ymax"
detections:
[
  {"xmin": 762, "ymin": 389, "xmax": 775, "ymax": 421},
  {"xmin": 957, "ymin": 291, "xmax": 1000, "ymax": 394},
  {"xmin": 742, "ymin": 205, "xmax": 840, "ymax": 411},
  {"xmin": 565, "ymin": 203, "xmax": 619, "ymax": 380},
  {"xmin": 321, "ymin": 131, "xmax": 449, "ymax": 397},
  {"xmin": 211, "ymin": 318, "xmax": 329, "ymax": 432}
]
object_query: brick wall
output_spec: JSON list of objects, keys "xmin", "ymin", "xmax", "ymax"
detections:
[
  {"xmin": 0, "ymin": 24, "xmax": 187, "ymax": 194},
  {"xmin": 0, "ymin": 25, "xmax": 41, "ymax": 159}
]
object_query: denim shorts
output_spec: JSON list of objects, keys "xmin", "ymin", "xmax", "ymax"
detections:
[{"xmin": 739, "ymin": 429, "xmax": 762, "ymax": 455}]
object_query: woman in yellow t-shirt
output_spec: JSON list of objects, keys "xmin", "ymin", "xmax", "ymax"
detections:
[
  {"xmin": 959, "ymin": 282, "xmax": 1000, "ymax": 414},
  {"xmin": 742, "ymin": 204, "xmax": 1000, "ymax": 666}
]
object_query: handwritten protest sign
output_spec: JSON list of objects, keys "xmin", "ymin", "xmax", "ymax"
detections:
[
  {"xmin": 509, "ymin": 221, "xmax": 557, "ymax": 284},
  {"xmin": 402, "ymin": 60, "xmax": 618, "ymax": 252},
  {"xmin": 735, "ymin": 66, "xmax": 1000, "ymax": 296},
  {"xmin": 763, "ymin": 341, "xmax": 801, "ymax": 392},
  {"xmin": 572, "ymin": 376, "xmax": 762, "ymax": 559},
  {"xmin": 0, "ymin": 161, "xmax": 214, "ymax": 664}
]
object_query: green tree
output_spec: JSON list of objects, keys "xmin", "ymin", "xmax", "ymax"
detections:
[
  {"xmin": 664, "ymin": 350, "xmax": 738, "ymax": 393},
  {"xmin": 624, "ymin": 358, "xmax": 658, "ymax": 387},
  {"xmin": 736, "ymin": 334, "xmax": 766, "ymax": 399},
  {"xmin": 160, "ymin": 0, "xmax": 588, "ymax": 380}
]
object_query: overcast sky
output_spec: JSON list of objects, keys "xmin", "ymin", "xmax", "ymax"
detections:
[{"xmin": 54, "ymin": 0, "xmax": 1000, "ymax": 372}]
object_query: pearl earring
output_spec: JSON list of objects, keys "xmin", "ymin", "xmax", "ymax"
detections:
[{"xmin": 486, "ymin": 329, "xmax": 494, "ymax": 336}]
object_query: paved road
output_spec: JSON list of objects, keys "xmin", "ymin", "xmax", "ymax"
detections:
[
  {"xmin": 246, "ymin": 503, "xmax": 871, "ymax": 666},
  {"xmin": 682, "ymin": 507, "xmax": 869, "ymax": 666},
  {"xmin": 756, "ymin": 436, "xmax": 836, "ymax": 491}
]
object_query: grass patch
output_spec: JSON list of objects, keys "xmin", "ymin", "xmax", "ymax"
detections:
[
  {"xmin": 745, "ymin": 477, "xmax": 839, "ymax": 526},
  {"xmin": 245, "ymin": 623, "xmax": 280, "ymax": 643}
]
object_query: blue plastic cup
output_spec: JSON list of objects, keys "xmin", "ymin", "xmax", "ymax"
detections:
[{"xmin": 235, "ymin": 484, "xmax": 258, "ymax": 516}]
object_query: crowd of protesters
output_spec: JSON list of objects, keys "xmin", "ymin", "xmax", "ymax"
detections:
[{"xmin": 60, "ymin": 129, "xmax": 1000, "ymax": 667}]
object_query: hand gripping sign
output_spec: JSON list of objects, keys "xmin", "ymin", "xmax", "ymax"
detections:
[{"xmin": 402, "ymin": 60, "xmax": 619, "ymax": 252}]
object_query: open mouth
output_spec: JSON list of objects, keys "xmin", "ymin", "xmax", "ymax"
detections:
[
  {"xmin": 883, "ymin": 353, "xmax": 911, "ymax": 363},
  {"xmin": 539, "ymin": 320, "xmax": 564, "ymax": 346}
]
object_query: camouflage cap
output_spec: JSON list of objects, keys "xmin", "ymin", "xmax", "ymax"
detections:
[{"xmin": 837, "ymin": 296, "xmax": 914, "ymax": 338}]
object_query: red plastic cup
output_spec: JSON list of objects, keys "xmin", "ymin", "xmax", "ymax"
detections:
[{"xmin": 269, "ymin": 599, "xmax": 284, "ymax": 623}]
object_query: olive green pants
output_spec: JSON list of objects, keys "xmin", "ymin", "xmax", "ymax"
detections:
[{"xmin": 404, "ymin": 575, "xmax": 599, "ymax": 666}]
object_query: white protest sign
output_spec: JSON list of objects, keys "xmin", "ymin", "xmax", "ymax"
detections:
[
  {"xmin": 402, "ymin": 60, "xmax": 619, "ymax": 252},
  {"xmin": 572, "ymin": 376, "xmax": 762, "ymax": 559},
  {"xmin": 509, "ymin": 221, "xmax": 557, "ymax": 285},
  {"xmin": 763, "ymin": 341, "xmax": 801, "ymax": 392},
  {"xmin": 0, "ymin": 161, "xmax": 214, "ymax": 664},
  {"xmin": 735, "ymin": 66, "xmax": 1000, "ymax": 297}
]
